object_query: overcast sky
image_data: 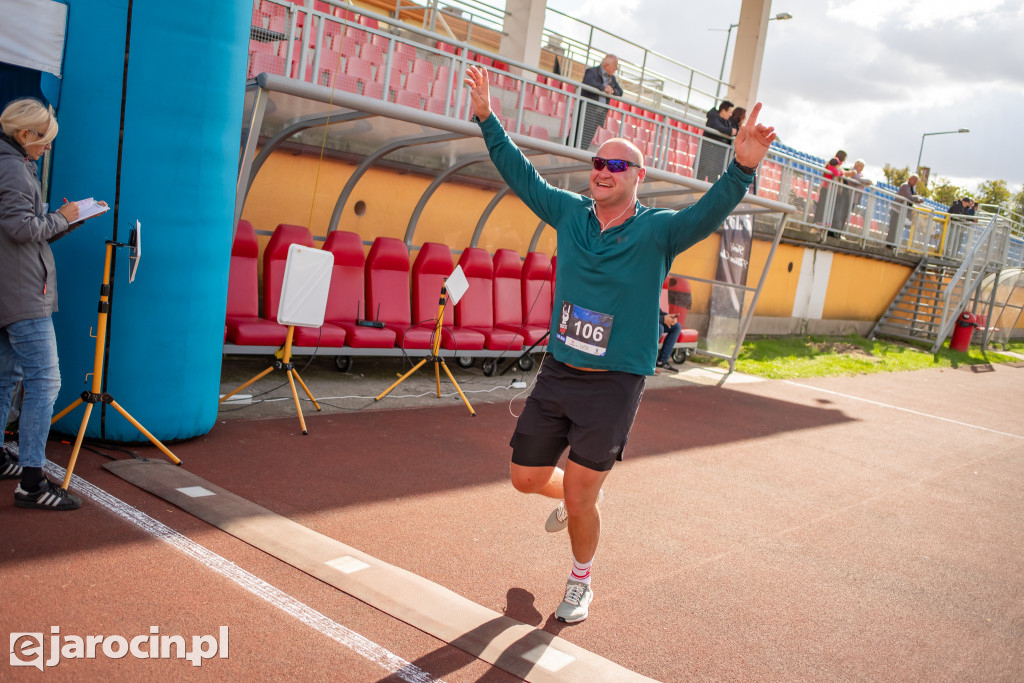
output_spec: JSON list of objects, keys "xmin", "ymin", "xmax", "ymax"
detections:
[{"xmin": 545, "ymin": 0, "xmax": 1024, "ymax": 194}]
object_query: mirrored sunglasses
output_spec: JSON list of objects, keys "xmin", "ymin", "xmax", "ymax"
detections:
[{"xmin": 591, "ymin": 157, "xmax": 640, "ymax": 173}]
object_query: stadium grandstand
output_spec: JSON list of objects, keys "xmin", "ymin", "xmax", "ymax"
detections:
[
  {"xmin": 4, "ymin": 0, "xmax": 1024, "ymax": 443},
  {"xmin": 4, "ymin": 6, "xmax": 1024, "ymax": 680},
  {"xmin": 239, "ymin": 0, "xmax": 1024, "ymax": 362}
]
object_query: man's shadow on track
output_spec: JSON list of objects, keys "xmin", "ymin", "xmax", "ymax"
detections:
[{"xmin": 378, "ymin": 587, "xmax": 570, "ymax": 682}]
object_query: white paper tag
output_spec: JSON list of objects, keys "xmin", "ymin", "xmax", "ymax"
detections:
[{"xmin": 446, "ymin": 264, "xmax": 469, "ymax": 305}]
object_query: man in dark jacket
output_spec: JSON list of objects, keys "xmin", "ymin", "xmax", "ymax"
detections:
[
  {"xmin": 696, "ymin": 100, "xmax": 735, "ymax": 182},
  {"xmin": 0, "ymin": 98, "xmax": 100, "ymax": 511},
  {"xmin": 576, "ymin": 54, "xmax": 623, "ymax": 149}
]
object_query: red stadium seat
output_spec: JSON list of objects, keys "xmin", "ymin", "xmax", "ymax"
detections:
[
  {"xmin": 455, "ymin": 248, "xmax": 525, "ymax": 351},
  {"xmin": 520, "ymin": 251, "xmax": 554, "ymax": 344},
  {"xmin": 426, "ymin": 96, "xmax": 446, "ymax": 115},
  {"xmin": 248, "ymin": 50, "xmax": 286, "ymax": 79},
  {"xmin": 411, "ymin": 243, "xmax": 485, "ymax": 351},
  {"xmin": 365, "ymin": 237, "xmax": 432, "ymax": 349},
  {"xmin": 394, "ymin": 42, "xmax": 417, "ymax": 73},
  {"xmin": 492, "ymin": 248, "xmax": 525, "ymax": 336},
  {"xmin": 316, "ymin": 230, "xmax": 396, "ymax": 348},
  {"xmin": 395, "ymin": 90, "xmax": 423, "ymax": 109},
  {"xmin": 261, "ymin": 224, "xmax": 346, "ymax": 346},
  {"xmin": 224, "ymin": 220, "xmax": 289, "ymax": 346},
  {"xmin": 524, "ymin": 125, "xmax": 550, "ymax": 140},
  {"xmin": 411, "ymin": 58, "xmax": 435, "ymax": 79},
  {"xmin": 405, "ymin": 71, "xmax": 432, "ymax": 100}
]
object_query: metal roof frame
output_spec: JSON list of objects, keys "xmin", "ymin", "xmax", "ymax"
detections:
[{"xmin": 236, "ymin": 73, "xmax": 795, "ymax": 372}]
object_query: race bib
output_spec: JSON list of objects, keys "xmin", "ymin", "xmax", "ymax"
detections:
[{"xmin": 555, "ymin": 301, "xmax": 613, "ymax": 356}]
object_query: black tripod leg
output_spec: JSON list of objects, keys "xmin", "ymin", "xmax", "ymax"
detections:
[{"xmin": 498, "ymin": 331, "xmax": 549, "ymax": 376}]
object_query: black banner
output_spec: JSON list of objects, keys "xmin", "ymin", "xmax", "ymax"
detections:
[{"xmin": 707, "ymin": 214, "xmax": 753, "ymax": 353}]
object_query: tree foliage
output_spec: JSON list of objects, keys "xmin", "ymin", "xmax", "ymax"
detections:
[
  {"xmin": 976, "ymin": 179, "xmax": 1010, "ymax": 207},
  {"xmin": 882, "ymin": 164, "xmax": 910, "ymax": 187},
  {"xmin": 881, "ymin": 158, "xmax": 1024, "ymax": 214},
  {"xmin": 1011, "ymin": 187, "xmax": 1024, "ymax": 217},
  {"xmin": 929, "ymin": 178, "xmax": 969, "ymax": 207}
]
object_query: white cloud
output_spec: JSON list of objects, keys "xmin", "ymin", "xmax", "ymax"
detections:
[
  {"xmin": 544, "ymin": 0, "xmax": 1024, "ymax": 189},
  {"xmin": 827, "ymin": 0, "xmax": 1005, "ymax": 30}
]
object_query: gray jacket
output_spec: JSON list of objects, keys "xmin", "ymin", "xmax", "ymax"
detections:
[{"xmin": 0, "ymin": 135, "xmax": 71, "ymax": 328}]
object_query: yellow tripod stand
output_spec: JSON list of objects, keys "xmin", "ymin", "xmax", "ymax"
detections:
[
  {"xmin": 374, "ymin": 281, "xmax": 476, "ymax": 416},
  {"xmin": 51, "ymin": 240, "xmax": 182, "ymax": 490},
  {"xmin": 219, "ymin": 325, "xmax": 321, "ymax": 434}
]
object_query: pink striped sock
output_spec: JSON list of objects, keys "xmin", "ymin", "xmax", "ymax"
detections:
[{"xmin": 570, "ymin": 555, "xmax": 593, "ymax": 585}]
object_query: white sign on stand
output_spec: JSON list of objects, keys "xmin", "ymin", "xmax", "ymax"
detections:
[
  {"xmin": 277, "ymin": 244, "xmax": 334, "ymax": 327},
  {"xmin": 446, "ymin": 265, "xmax": 469, "ymax": 305}
]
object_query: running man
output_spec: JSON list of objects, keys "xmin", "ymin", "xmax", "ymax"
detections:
[{"xmin": 463, "ymin": 66, "xmax": 776, "ymax": 622}]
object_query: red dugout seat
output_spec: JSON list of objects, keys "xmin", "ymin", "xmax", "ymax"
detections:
[
  {"xmin": 455, "ymin": 247, "xmax": 524, "ymax": 351},
  {"xmin": 365, "ymin": 237, "xmax": 433, "ymax": 349},
  {"xmin": 224, "ymin": 220, "xmax": 288, "ymax": 346},
  {"xmin": 492, "ymin": 249, "xmax": 540, "ymax": 343},
  {"xmin": 262, "ymin": 224, "xmax": 347, "ymax": 347},
  {"xmin": 411, "ymin": 243, "xmax": 485, "ymax": 351},
  {"xmin": 660, "ymin": 276, "xmax": 698, "ymax": 351},
  {"xmin": 518, "ymin": 251, "xmax": 554, "ymax": 345},
  {"xmin": 317, "ymin": 230, "xmax": 396, "ymax": 348},
  {"xmin": 262, "ymin": 223, "xmax": 315, "ymax": 318}
]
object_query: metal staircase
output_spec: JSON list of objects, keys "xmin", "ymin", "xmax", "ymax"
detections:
[
  {"xmin": 870, "ymin": 259, "xmax": 963, "ymax": 347},
  {"xmin": 871, "ymin": 213, "xmax": 1008, "ymax": 351}
]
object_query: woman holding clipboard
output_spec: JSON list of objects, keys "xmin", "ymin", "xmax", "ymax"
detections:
[{"xmin": 0, "ymin": 97, "xmax": 106, "ymax": 511}]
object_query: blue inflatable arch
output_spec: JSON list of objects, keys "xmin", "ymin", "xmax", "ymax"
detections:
[{"xmin": 44, "ymin": 0, "xmax": 250, "ymax": 441}]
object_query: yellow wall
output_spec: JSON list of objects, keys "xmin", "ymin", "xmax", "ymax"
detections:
[
  {"xmin": 242, "ymin": 150, "xmax": 554, "ymax": 261},
  {"xmin": 746, "ymin": 242, "xmax": 804, "ymax": 317},
  {"xmin": 823, "ymin": 253, "xmax": 910, "ymax": 321},
  {"xmin": 243, "ymin": 154, "xmax": 1021, "ymax": 332}
]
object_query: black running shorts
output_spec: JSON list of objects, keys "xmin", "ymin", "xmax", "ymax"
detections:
[{"xmin": 510, "ymin": 356, "xmax": 646, "ymax": 472}]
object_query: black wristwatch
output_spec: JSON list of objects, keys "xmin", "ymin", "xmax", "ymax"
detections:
[{"xmin": 733, "ymin": 160, "xmax": 758, "ymax": 175}]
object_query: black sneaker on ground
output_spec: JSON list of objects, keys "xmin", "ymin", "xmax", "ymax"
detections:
[
  {"xmin": 656, "ymin": 360, "xmax": 679, "ymax": 374},
  {"xmin": 1, "ymin": 448, "xmax": 22, "ymax": 480},
  {"xmin": 14, "ymin": 478, "xmax": 82, "ymax": 511}
]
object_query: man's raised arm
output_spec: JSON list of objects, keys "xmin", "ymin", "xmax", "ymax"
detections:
[
  {"xmin": 733, "ymin": 102, "xmax": 777, "ymax": 170},
  {"xmin": 463, "ymin": 66, "xmax": 493, "ymax": 121}
]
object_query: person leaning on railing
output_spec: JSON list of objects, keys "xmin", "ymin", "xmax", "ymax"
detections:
[
  {"xmin": 576, "ymin": 54, "xmax": 622, "ymax": 149},
  {"xmin": 886, "ymin": 173, "xmax": 925, "ymax": 245},
  {"xmin": 696, "ymin": 100, "xmax": 735, "ymax": 183},
  {"xmin": 812, "ymin": 154, "xmax": 844, "ymax": 232},
  {"xmin": 833, "ymin": 158, "xmax": 872, "ymax": 235}
]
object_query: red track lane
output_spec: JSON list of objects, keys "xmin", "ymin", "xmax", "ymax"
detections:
[{"xmin": 3, "ymin": 363, "xmax": 1023, "ymax": 681}]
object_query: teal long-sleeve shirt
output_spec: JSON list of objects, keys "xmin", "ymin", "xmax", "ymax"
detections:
[{"xmin": 477, "ymin": 113, "xmax": 754, "ymax": 375}]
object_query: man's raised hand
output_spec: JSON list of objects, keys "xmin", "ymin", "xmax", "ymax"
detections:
[
  {"xmin": 463, "ymin": 66, "xmax": 492, "ymax": 122},
  {"xmin": 733, "ymin": 102, "xmax": 777, "ymax": 169}
]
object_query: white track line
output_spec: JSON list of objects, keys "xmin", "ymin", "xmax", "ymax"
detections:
[
  {"xmin": 43, "ymin": 462, "xmax": 442, "ymax": 683},
  {"xmin": 782, "ymin": 380, "xmax": 1024, "ymax": 439}
]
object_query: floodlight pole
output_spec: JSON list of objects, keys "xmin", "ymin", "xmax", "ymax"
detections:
[
  {"xmin": 916, "ymin": 128, "xmax": 970, "ymax": 173},
  {"xmin": 716, "ymin": 12, "xmax": 792, "ymax": 101}
]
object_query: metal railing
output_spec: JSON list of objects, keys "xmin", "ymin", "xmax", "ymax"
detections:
[
  {"xmin": 540, "ymin": 6, "xmax": 725, "ymax": 120},
  {"xmin": 931, "ymin": 213, "xmax": 1003, "ymax": 350},
  {"xmin": 248, "ymin": 0, "xmax": 1024, "ymax": 270}
]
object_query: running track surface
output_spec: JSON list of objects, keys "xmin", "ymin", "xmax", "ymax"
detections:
[{"xmin": 2, "ymin": 363, "xmax": 1023, "ymax": 681}]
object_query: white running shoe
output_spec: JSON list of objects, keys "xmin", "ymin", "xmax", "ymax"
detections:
[
  {"xmin": 544, "ymin": 489, "xmax": 603, "ymax": 533},
  {"xmin": 555, "ymin": 579, "xmax": 593, "ymax": 623}
]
